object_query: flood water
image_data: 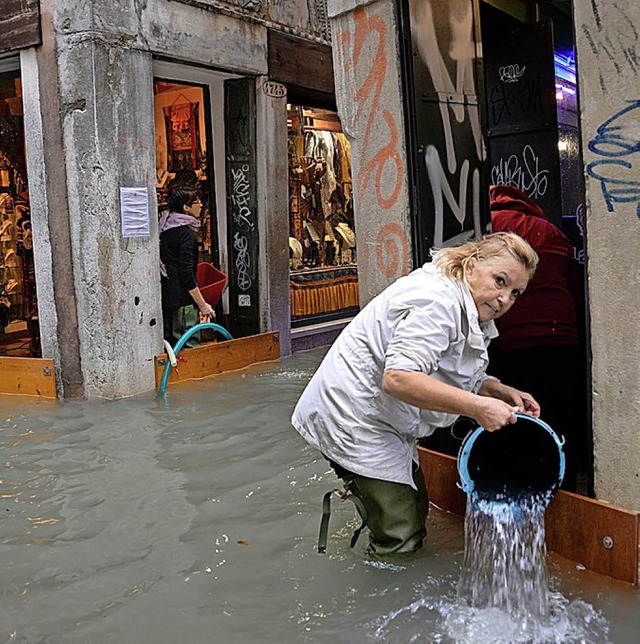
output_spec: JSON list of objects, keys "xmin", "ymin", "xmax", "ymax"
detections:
[{"xmin": 1, "ymin": 347, "xmax": 639, "ymax": 643}]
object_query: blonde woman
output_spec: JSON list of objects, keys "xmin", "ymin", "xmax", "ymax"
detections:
[{"xmin": 292, "ymin": 232, "xmax": 540, "ymax": 556}]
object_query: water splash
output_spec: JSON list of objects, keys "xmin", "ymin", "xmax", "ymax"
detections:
[
  {"xmin": 441, "ymin": 591, "xmax": 610, "ymax": 643},
  {"xmin": 447, "ymin": 493, "xmax": 611, "ymax": 642},
  {"xmin": 458, "ymin": 494, "xmax": 550, "ymax": 619}
]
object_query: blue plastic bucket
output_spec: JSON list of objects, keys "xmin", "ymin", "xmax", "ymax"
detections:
[{"xmin": 458, "ymin": 413, "xmax": 565, "ymax": 505}]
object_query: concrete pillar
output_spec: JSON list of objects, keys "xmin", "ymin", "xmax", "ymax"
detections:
[
  {"xmin": 573, "ymin": 1, "xmax": 640, "ymax": 509},
  {"xmin": 58, "ymin": 44, "xmax": 161, "ymax": 399},
  {"xmin": 327, "ymin": 0, "xmax": 413, "ymax": 305},
  {"xmin": 26, "ymin": 0, "xmax": 162, "ymax": 398},
  {"xmin": 255, "ymin": 76, "xmax": 291, "ymax": 356}
]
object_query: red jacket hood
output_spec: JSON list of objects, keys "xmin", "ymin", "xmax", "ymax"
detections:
[{"xmin": 490, "ymin": 185, "xmax": 548, "ymax": 221}]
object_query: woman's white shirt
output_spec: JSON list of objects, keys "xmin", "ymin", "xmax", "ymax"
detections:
[{"xmin": 291, "ymin": 263, "xmax": 498, "ymax": 488}]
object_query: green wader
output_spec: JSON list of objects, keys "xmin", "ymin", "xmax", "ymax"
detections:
[
  {"xmin": 164, "ymin": 305, "xmax": 201, "ymax": 348},
  {"xmin": 337, "ymin": 462, "xmax": 429, "ymax": 556}
]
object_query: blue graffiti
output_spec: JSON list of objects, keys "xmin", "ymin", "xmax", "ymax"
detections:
[{"xmin": 587, "ymin": 100, "xmax": 640, "ymax": 218}]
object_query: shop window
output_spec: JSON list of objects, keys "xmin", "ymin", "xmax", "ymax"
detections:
[
  {"xmin": 288, "ymin": 105, "xmax": 359, "ymax": 326},
  {"xmin": 153, "ymin": 78, "xmax": 218, "ymax": 266},
  {"xmin": 0, "ymin": 71, "xmax": 39, "ymax": 357}
]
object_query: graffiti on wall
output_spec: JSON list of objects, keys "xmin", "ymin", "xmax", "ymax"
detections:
[
  {"xmin": 489, "ymin": 68, "xmax": 543, "ymax": 128},
  {"xmin": 499, "ymin": 64, "xmax": 526, "ymax": 84},
  {"xmin": 376, "ymin": 223, "xmax": 410, "ymax": 278},
  {"xmin": 411, "ymin": 0, "xmax": 483, "ymax": 248},
  {"xmin": 586, "ymin": 100, "xmax": 640, "ymax": 218},
  {"xmin": 581, "ymin": 2, "xmax": 640, "ymax": 94},
  {"xmin": 224, "ymin": 77, "xmax": 259, "ymax": 335},
  {"xmin": 481, "ymin": 12, "xmax": 560, "ymax": 222},
  {"xmin": 233, "ymin": 231, "xmax": 252, "ymax": 292},
  {"xmin": 490, "ymin": 144, "xmax": 550, "ymax": 200},
  {"xmin": 230, "ymin": 164, "xmax": 255, "ymax": 230},
  {"xmin": 334, "ymin": 5, "xmax": 408, "ymax": 278}
]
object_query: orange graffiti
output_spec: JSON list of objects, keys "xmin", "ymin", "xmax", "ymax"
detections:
[
  {"xmin": 376, "ymin": 223, "xmax": 410, "ymax": 278},
  {"xmin": 335, "ymin": 28, "xmax": 352, "ymax": 74},
  {"xmin": 351, "ymin": 6, "xmax": 404, "ymax": 211}
]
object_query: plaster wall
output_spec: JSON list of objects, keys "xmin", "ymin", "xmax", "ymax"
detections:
[
  {"xmin": 573, "ymin": 1, "xmax": 640, "ymax": 509},
  {"xmin": 56, "ymin": 39, "xmax": 161, "ymax": 398},
  {"xmin": 328, "ymin": 0, "xmax": 412, "ymax": 305},
  {"xmin": 20, "ymin": 1, "xmax": 85, "ymax": 397},
  {"xmin": 53, "ymin": 0, "xmax": 268, "ymax": 75},
  {"xmin": 172, "ymin": 0, "xmax": 329, "ymax": 40}
]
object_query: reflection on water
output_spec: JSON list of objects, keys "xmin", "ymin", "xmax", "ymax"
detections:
[{"xmin": 0, "ymin": 348, "xmax": 637, "ymax": 643}]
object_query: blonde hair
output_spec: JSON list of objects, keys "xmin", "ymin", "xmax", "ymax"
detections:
[{"xmin": 431, "ymin": 232, "xmax": 538, "ymax": 281}]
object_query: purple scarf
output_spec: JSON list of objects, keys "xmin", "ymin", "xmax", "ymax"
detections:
[
  {"xmin": 159, "ymin": 211, "xmax": 201, "ymax": 277},
  {"xmin": 158, "ymin": 210, "xmax": 201, "ymax": 234}
]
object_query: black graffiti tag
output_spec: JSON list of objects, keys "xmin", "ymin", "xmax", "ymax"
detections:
[
  {"xmin": 233, "ymin": 232, "xmax": 251, "ymax": 292},
  {"xmin": 231, "ymin": 164, "xmax": 255, "ymax": 230}
]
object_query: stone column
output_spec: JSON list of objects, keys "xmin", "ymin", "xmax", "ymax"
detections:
[
  {"xmin": 255, "ymin": 76, "xmax": 291, "ymax": 355},
  {"xmin": 27, "ymin": 0, "xmax": 162, "ymax": 398},
  {"xmin": 327, "ymin": 0, "xmax": 412, "ymax": 305},
  {"xmin": 573, "ymin": 1, "xmax": 640, "ymax": 509}
]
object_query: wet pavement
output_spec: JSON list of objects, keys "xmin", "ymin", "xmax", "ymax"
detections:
[{"xmin": 1, "ymin": 347, "xmax": 639, "ymax": 643}]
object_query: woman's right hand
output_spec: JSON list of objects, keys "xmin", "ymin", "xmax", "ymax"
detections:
[
  {"xmin": 199, "ymin": 303, "xmax": 215, "ymax": 318},
  {"xmin": 472, "ymin": 396, "xmax": 520, "ymax": 432}
]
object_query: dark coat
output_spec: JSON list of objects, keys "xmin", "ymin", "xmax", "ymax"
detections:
[{"xmin": 160, "ymin": 226, "xmax": 198, "ymax": 310}]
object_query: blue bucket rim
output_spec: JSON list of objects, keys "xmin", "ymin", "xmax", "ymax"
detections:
[{"xmin": 457, "ymin": 413, "xmax": 566, "ymax": 501}]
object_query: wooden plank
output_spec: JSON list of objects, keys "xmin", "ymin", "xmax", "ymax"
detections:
[
  {"xmin": 268, "ymin": 29, "xmax": 335, "ymax": 95},
  {"xmin": 418, "ymin": 447, "xmax": 467, "ymax": 516},
  {"xmin": 0, "ymin": 357, "xmax": 56, "ymax": 398},
  {"xmin": 417, "ymin": 446, "xmax": 640, "ymax": 585},
  {"xmin": 154, "ymin": 332, "xmax": 280, "ymax": 388},
  {"xmin": 546, "ymin": 491, "xmax": 639, "ymax": 585},
  {"xmin": 0, "ymin": 0, "xmax": 41, "ymax": 54}
]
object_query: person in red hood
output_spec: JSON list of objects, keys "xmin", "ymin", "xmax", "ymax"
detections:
[{"xmin": 489, "ymin": 184, "xmax": 585, "ymax": 492}]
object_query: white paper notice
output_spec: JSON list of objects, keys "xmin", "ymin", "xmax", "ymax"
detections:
[{"xmin": 120, "ymin": 187, "xmax": 150, "ymax": 238}]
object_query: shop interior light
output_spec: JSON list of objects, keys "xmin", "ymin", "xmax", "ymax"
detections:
[{"xmin": 554, "ymin": 51, "xmax": 576, "ymax": 85}]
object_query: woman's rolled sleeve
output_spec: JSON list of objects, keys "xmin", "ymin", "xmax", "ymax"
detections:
[{"xmin": 384, "ymin": 300, "xmax": 457, "ymax": 374}]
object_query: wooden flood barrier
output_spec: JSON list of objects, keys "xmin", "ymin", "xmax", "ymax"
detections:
[
  {"xmin": 154, "ymin": 331, "xmax": 280, "ymax": 389},
  {"xmin": 0, "ymin": 357, "xmax": 57, "ymax": 398},
  {"xmin": 418, "ymin": 446, "xmax": 640, "ymax": 586}
]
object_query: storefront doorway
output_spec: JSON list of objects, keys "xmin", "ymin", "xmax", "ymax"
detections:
[
  {"xmin": 153, "ymin": 77, "xmax": 219, "ymax": 268},
  {"xmin": 152, "ymin": 61, "xmax": 233, "ymax": 344},
  {"xmin": 0, "ymin": 65, "xmax": 40, "ymax": 357},
  {"xmin": 287, "ymin": 104, "xmax": 359, "ymax": 327}
]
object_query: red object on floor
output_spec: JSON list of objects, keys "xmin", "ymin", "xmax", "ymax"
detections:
[{"xmin": 196, "ymin": 262, "xmax": 228, "ymax": 307}]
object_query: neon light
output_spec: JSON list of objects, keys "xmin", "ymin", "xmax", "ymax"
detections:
[{"xmin": 554, "ymin": 52, "xmax": 576, "ymax": 85}]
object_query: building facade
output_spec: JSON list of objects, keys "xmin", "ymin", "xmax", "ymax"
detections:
[
  {"xmin": 3, "ymin": 0, "xmax": 640, "ymax": 512},
  {"xmin": 2, "ymin": 0, "xmax": 362, "ymax": 399},
  {"xmin": 327, "ymin": 0, "xmax": 640, "ymax": 512}
]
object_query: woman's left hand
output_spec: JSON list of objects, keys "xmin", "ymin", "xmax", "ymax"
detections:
[
  {"xmin": 479, "ymin": 380, "xmax": 541, "ymax": 418},
  {"xmin": 498, "ymin": 384, "xmax": 541, "ymax": 418}
]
